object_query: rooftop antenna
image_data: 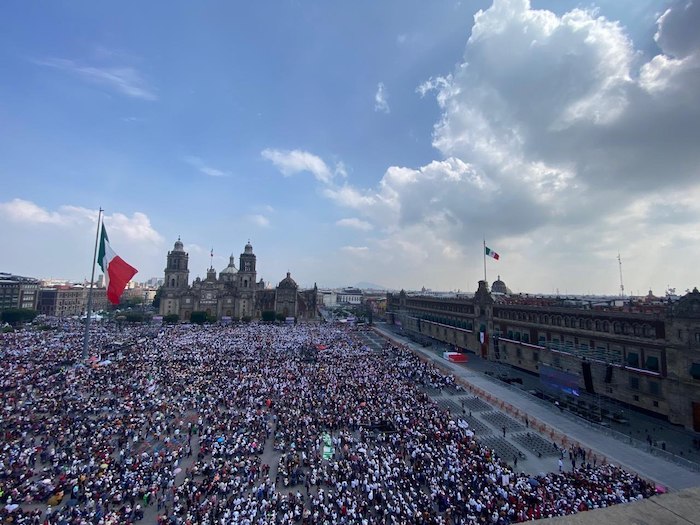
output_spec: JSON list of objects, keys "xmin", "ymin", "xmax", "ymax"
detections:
[{"xmin": 617, "ymin": 253, "xmax": 625, "ymax": 298}]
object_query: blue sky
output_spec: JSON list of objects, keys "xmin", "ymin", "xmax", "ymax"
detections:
[{"xmin": 2, "ymin": 0, "xmax": 699, "ymax": 294}]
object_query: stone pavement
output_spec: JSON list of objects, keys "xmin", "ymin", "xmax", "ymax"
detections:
[
  {"xmin": 372, "ymin": 324, "xmax": 700, "ymax": 491},
  {"xmin": 537, "ymin": 486, "xmax": 700, "ymax": 524}
]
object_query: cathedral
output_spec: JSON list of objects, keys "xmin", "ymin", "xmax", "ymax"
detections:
[{"xmin": 159, "ymin": 238, "xmax": 317, "ymax": 321}]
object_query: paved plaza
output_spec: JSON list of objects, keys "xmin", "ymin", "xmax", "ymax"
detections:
[{"xmin": 0, "ymin": 320, "xmax": 689, "ymax": 523}]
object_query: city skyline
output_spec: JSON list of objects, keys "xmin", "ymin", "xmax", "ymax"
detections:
[{"xmin": 1, "ymin": 0, "xmax": 699, "ymax": 294}]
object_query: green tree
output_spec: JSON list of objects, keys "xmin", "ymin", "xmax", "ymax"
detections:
[
  {"xmin": 190, "ymin": 311, "xmax": 208, "ymax": 325},
  {"xmin": 152, "ymin": 286, "xmax": 163, "ymax": 309},
  {"xmin": 1, "ymin": 308, "xmax": 38, "ymax": 326},
  {"xmin": 275, "ymin": 313, "xmax": 286, "ymax": 322},
  {"xmin": 163, "ymin": 314, "xmax": 179, "ymax": 324},
  {"xmin": 124, "ymin": 311, "xmax": 145, "ymax": 323},
  {"xmin": 261, "ymin": 310, "xmax": 276, "ymax": 322}
]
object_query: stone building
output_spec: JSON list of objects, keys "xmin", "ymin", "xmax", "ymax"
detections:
[
  {"xmin": 387, "ymin": 282, "xmax": 700, "ymax": 431},
  {"xmin": 159, "ymin": 239, "xmax": 317, "ymax": 321},
  {"xmin": 37, "ymin": 286, "xmax": 86, "ymax": 317},
  {"xmin": 0, "ymin": 273, "xmax": 40, "ymax": 311}
]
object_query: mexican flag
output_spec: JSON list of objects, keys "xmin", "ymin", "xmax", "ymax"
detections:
[
  {"xmin": 485, "ymin": 246, "xmax": 500, "ymax": 260},
  {"xmin": 98, "ymin": 224, "xmax": 138, "ymax": 305}
]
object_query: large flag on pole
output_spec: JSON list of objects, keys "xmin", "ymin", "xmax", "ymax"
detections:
[
  {"xmin": 98, "ymin": 224, "xmax": 138, "ymax": 305},
  {"xmin": 485, "ymin": 246, "xmax": 500, "ymax": 260}
]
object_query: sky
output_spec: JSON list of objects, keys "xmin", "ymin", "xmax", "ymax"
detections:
[{"xmin": 1, "ymin": 0, "xmax": 699, "ymax": 295}]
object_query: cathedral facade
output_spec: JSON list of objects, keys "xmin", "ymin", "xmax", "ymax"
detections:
[{"xmin": 159, "ymin": 239, "xmax": 317, "ymax": 321}]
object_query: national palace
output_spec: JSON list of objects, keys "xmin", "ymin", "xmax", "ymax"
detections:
[{"xmin": 387, "ymin": 279, "xmax": 700, "ymax": 432}]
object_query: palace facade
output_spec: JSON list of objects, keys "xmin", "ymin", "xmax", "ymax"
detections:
[
  {"xmin": 159, "ymin": 239, "xmax": 317, "ymax": 321},
  {"xmin": 387, "ymin": 280, "xmax": 700, "ymax": 432}
]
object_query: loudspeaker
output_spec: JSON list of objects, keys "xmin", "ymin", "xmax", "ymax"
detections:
[
  {"xmin": 582, "ymin": 361, "xmax": 595, "ymax": 394},
  {"xmin": 604, "ymin": 365, "xmax": 613, "ymax": 384}
]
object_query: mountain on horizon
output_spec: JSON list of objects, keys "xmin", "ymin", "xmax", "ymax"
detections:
[{"xmin": 355, "ymin": 281, "xmax": 386, "ymax": 290}]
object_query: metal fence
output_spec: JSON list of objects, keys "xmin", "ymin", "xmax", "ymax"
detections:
[{"xmin": 496, "ymin": 379, "xmax": 700, "ymax": 473}]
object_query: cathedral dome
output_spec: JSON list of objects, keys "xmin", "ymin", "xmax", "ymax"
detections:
[
  {"xmin": 492, "ymin": 275, "xmax": 509, "ymax": 295},
  {"xmin": 673, "ymin": 287, "xmax": 700, "ymax": 319},
  {"xmin": 244, "ymin": 241, "xmax": 254, "ymax": 254},
  {"xmin": 220, "ymin": 254, "xmax": 237, "ymax": 274},
  {"xmin": 278, "ymin": 272, "xmax": 298, "ymax": 289},
  {"xmin": 173, "ymin": 237, "xmax": 184, "ymax": 252}
]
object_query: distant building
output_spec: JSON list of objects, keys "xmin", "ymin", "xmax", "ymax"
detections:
[
  {"xmin": 159, "ymin": 239, "xmax": 317, "ymax": 321},
  {"xmin": 337, "ymin": 287, "xmax": 363, "ymax": 305},
  {"xmin": 38, "ymin": 285, "xmax": 86, "ymax": 317},
  {"xmin": 0, "ymin": 273, "xmax": 40, "ymax": 311},
  {"xmin": 388, "ymin": 282, "xmax": 700, "ymax": 432},
  {"xmin": 318, "ymin": 289, "xmax": 337, "ymax": 307}
]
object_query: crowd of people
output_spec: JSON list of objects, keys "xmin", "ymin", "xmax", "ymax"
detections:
[{"xmin": 1, "ymin": 319, "xmax": 657, "ymax": 524}]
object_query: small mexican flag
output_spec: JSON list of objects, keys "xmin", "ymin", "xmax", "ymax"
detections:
[
  {"xmin": 485, "ymin": 246, "xmax": 500, "ymax": 260},
  {"xmin": 98, "ymin": 224, "xmax": 138, "ymax": 305}
]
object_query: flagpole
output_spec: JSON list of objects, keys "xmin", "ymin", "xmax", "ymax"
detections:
[
  {"xmin": 483, "ymin": 237, "xmax": 487, "ymax": 283},
  {"xmin": 82, "ymin": 208, "xmax": 103, "ymax": 360}
]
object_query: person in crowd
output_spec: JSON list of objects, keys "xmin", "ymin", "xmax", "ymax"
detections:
[{"xmin": 0, "ymin": 319, "xmax": 656, "ymax": 524}]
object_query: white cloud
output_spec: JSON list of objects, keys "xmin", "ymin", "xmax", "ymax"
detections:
[
  {"xmin": 0, "ymin": 198, "xmax": 63, "ymax": 224},
  {"xmin": 374, "ymin": 82, "xmax": 390, "ymax": 113},
  {"xmin": 248, "ymin": 214, "xmax": 271, "ymax": 227},
  {"xmin": 183, "ymin": 156, "xmax": 229, "ymax": 178},
  {"xmin": 106, "ymin": 211, "xmax": 163, "ymax": 244},
  {"xmin": 0, "ymin": 199, "xmax": 163, "ymax": 244},
  {"xmin": 336, "ymin": 218, "xmax": 373, "ymax": 231},
  {"xmin": 322, "ymin": 185, "xmax": 378, "ymax": 210},
  {"xmin": 315, "ymin": 0, "xmax": 700, "ymax": 292},
  {"xmin": 262, "ymin": 148, "xmax": 334, "ymax": 183},
  {"xmin": 340, "ymin": 246, "xmax": 370, "ymax": 256},
  {"xmin": 36, "ymin": 57, "xmax": 157, "ymax": 100},
  {"xmin": 185, "ymin": 243, "xmax": 203, "ymax": 254},
  {"xmin": 0, "ymin": 199, "xmax": 164, "ymax": 282},
  {"xmin": 262, "ymin": 148, "xmax": 350, "ymax": 185}
]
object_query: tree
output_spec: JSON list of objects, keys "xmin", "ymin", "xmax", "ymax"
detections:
[
  {"xmin": 163, "ymin": 314, "xmax": 179, "ymax": 324},
  {"xmin": 261, "ymin": 310, "xmax": 276, "ymax": 323},
  {"xmin": 275, "ymin": 313, "xmax": 286, "ymax": 322},
  {"xmin": 190, "ymin": 311, "xmax": 208, "ymax": 325},
  {"xmin": 152, "ymin": 286, "xmax": 163, "ymax": 309},
  {"xmin": 124, "ymin": 311, "xmax": 145, "ymax": 323},
  {"xmin": 1, "ymin": 308, "xmax": 38, "ymax": 326}
]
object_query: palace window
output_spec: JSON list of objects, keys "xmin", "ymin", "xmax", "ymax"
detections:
[
  {"xmin": 690, "ymin": 363, "xmax": 700, "ymax": 380},
  {"xmin": 645, "ymin": 355, "xmax": 660, "ymax": 372},
  {"xmin": 626, "ymin": 352, "xmax": 639, "ymax": 368},
  {"xmin": 629, "ymin": 377, "xmax": 640, "ymax": 390},
  {"xmin": 648, "ymin": 380, "xmax": 660, "ymax": 396}
]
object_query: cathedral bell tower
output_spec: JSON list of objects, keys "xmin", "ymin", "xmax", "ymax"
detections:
[
  {"xmin": 237, "ymin": 240, "xmax": 257, "ymax": 318},
  {"xmin": 164, "ymin": 237, "xmax": 189, "ymax": 290},
  {"xmin": 239, "ymin": 241, "xmax": 256, "ymax": 281}
]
